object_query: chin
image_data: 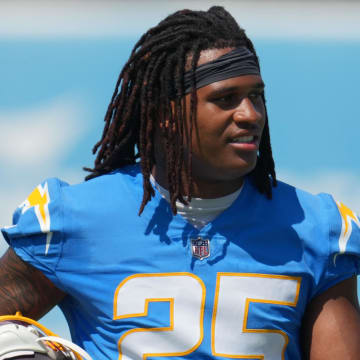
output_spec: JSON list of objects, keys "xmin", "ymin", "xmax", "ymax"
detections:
[{"xmin": 224, "ymin": 159, "xmax": 258, "ymax": 179}]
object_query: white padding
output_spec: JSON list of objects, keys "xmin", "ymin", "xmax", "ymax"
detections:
[{"xmin": 0, "ymin": 323, "xmax": 50, "ymax": 357}]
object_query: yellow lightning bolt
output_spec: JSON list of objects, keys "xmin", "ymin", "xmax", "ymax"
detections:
[
  {"xmin": 26, "ymin": 186, "xmax": 49, "ymax": 227},
  {"xmin": 337, "ymin": 202, "xmax": 359, "ymax": 237},
  {"xmin": 336, "ymin": 201, "xmax": 360, "ymax": 254},
  {"xmin": 20, "ymin": 183, "xmax": 51, "ymax": 234},
  {"xmin": 19, "ymin": 183, "xmax": 52, "ymax": 255}
]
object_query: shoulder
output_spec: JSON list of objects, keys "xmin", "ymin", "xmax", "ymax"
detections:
[
  {"xmin": 270, "ymin": 179, "xmax": 346, "ymax": 227},
  {"xmin": 272, "ymin": 179, "xmax": 333, "ymax": 210},
  {"xmin": 276, "ymin": 179, "xmax": 360, "ymax": 266},
  {"xmin": 249, "ymin": 179, "xmax": 339, "ymax": 230},
  {"xmin": 63, "ymin": 164, "xmax": 142, "ymax": 199},
  {"xmin": 268, "ymin": 180, "xmax": 360, "ymax": 294},
  {"xmin": 1, "ymin": 164, "xmax": 143, "ymax": 252},
  {"xmin": 1, "ymin": 177, "xmax": 68, "ymax": 243},
  {"xmin": 263, "ymin": 179, "xmax": 360, "ymax": 258},
  {"xmin": 57, "ymin": 164, "xmax": 144, "ymax": 223}
]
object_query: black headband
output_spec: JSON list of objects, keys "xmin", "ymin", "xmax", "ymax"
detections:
[{"xmin": 183, "ymin": 47, "xmax": 260, "ymax": 94}]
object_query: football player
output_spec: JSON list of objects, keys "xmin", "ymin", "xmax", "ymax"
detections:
[{"xmin": 1, "ymin": 6, "xmax": 360, "ymax": 360}]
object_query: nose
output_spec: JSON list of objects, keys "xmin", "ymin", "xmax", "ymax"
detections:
[{"xmin": 233, "ymin": 97, "xmax": 263, "ymax": 126}]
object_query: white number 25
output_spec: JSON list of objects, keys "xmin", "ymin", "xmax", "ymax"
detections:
[{"xmin": 114, "ymin": 272, "xmax": 301, "ymax": 360}]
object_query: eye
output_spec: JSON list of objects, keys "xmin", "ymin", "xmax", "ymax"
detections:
[
  {"xmin": 212, "ymin": 93, "xmax": 239, "ymax": 109},
  {"xmin": 248, "ymin": 90, "xmax": 264, "ymax": 101}
]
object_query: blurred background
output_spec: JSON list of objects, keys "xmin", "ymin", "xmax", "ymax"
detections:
[{"xmin": 1, "ymin": 0, "xmax": 359, "ymax": 340}]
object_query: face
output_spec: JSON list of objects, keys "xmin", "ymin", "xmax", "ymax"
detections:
[
  {"xmin": 153, "ymin": 47, "xmax": 266, "ymax": 198},
  {"xmin": 185, "ymin": 48, "xmax": 266, "ymax": 197}
]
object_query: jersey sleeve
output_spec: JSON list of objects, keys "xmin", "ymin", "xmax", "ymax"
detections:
[
  {"xmin": 1, "ymin": 178, "xmax": 70, "ymax": 288},
  {"xmin": 316, "ymin": 193, "xmax": 360, "ymax": 295}
]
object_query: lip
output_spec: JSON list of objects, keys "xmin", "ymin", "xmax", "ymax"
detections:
[
  {"xmin": 227, "ymin": 132, "xmax": 260, "ymax": 151},
  {"xmin": 228, "ymin": 141, "xmax": 259, "ymax": 151}
]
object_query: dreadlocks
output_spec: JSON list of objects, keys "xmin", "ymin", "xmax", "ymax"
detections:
[{"xmin": 84, "ymin": 6, "xmax": 277, "ymax": 214}]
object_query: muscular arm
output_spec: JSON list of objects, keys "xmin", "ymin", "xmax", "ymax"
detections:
[
  {"xmin": 301, "ymin": 276, "xmax": 360, "ymax": 360},
  {"xmin": 0, "ymin": 247, "xmax": 66, "ymax": 319}
]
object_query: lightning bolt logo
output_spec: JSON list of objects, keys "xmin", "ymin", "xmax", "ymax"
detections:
[
  {"xmin": 19, "ymin": 182, "xmax": 53, "ymax": 255},
  {"xmin": 336, "ymin": 201, "xmax": 360, "ymax": 254}
]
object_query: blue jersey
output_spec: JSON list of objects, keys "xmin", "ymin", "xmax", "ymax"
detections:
[{"xmin": 2, "ymin": 164, "xmax": 360, "ymax": 360}]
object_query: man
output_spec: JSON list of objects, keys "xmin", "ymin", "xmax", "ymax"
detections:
[{"xmin": 1, "ymin": 6, "xmax": 360, "ymax": 360}]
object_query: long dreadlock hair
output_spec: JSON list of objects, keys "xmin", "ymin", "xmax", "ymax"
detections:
[{"xmin": 84, "ymin": 6, "xmax": 277, "ymax": 214}]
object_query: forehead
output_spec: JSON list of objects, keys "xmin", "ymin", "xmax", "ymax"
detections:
[
  {"xmin": 197, "ymin": 47, "xmax": 235, "ymax": 66},
  {"xmin": 185, "ymin": 47, "xmax": 235, "ymax": 71}
]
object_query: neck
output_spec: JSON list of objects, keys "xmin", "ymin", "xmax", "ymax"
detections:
[{"xmin": 152, "ymin": 165, "xmax": 244, "ymax": 199}]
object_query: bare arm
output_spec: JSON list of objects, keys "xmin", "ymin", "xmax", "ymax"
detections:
[
  {"xmin": 0, "ymin": 247, "xmax": 66, "ymax": 319},
  {"xmin": 301, "ymin": 276, "xmax": 360, "ymax": 360}
]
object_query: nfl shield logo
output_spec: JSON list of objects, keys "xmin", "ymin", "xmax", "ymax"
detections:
[{"xmin": 191, "ymin": 237, "xmax": 210, "ymax": 260}]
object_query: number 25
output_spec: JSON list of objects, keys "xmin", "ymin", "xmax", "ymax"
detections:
[{"xmin": 114, "ymin": 272, "xmax": 301, "ymax": 360}]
